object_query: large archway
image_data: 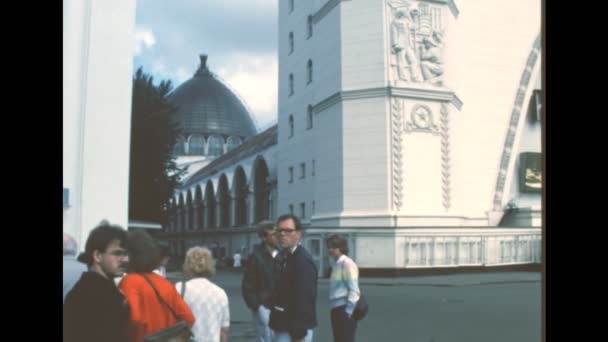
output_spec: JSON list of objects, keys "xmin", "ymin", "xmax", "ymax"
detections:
[
  {"xmin": 185, "ymin": 190, "xmax": 193, "ymax": 231},
  {"xmin": 253, "ymin": 157, "xmax": 270, "ymax": 223},
  {"xmin": 491, "ymin": 34, "xmax": 542, "ymax": 212},
  {"xmin": 217, "ymin": 175, "xmax": 230, "ymax": 228},
  {"xmin": 177, "ymin": 194, "xmax": 185, "ymax": 231},
  {"xmin": 194, "ymin": 185, "xmax": 203, "ymax": 230},
  {"xmin": 205, "ymin": 181, "xmax": 216, "ymax": 228},
  {"xmin": 233, "ymin": 166, "xmax": 248, "ymax": 226}
]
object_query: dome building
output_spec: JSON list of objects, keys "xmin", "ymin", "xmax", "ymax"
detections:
[
  {"xmin": 168, "ymin": 55, "xmax": 258, "ymax": 180},
  {"xmin": 163, "ymin": 0, "xmax": 542, "ymax": 276}
]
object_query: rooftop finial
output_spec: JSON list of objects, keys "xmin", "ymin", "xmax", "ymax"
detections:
[{"xmin": 195, "ymin": 54, "xmax": 210, "ymax": 77}]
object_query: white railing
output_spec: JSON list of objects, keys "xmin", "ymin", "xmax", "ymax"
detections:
[{"xmin": 401, "ymin": 230, "xmax": 541, "ymax": 268}]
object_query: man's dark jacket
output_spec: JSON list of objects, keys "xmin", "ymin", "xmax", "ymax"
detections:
[
  {"xmin": 242, "ymin": 242, "xmax": 277, "ymax": 311},
  {"xmin": 269, "ymin": 245, "xmax": 318, "ymax": 339},
  {"xmin": 63, "ymin": 271, "xmax": 129, "ymax": 342}
]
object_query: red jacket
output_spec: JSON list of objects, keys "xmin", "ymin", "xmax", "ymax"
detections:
[{"xmin": 119, "ymin": 272, "xmax": 195, "ymax": 342}]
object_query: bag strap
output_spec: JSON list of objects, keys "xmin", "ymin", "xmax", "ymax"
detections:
[
  {"xmin": 180, "ymin": 279, "xmax": 186, "ymax": 297},
  {"xmin": 140, "ymin": 273, "xmax": 182, "ymax": 322}
]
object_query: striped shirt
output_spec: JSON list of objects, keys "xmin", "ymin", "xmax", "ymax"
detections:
[{"xmin": 328, "ymin": 254, "xmax": 360, "ymax": 315}]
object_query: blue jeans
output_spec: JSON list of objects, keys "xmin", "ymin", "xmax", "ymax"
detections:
[
  {"xmin": 253, "ymin": 305, "xmax": 274, "ymax": 342},
  {"xmin": 272, "ymin": 329, "xmax": 314, "ymax": 342}
]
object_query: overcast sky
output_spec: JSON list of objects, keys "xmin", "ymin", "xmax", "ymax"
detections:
[{"xmin": 134, "ymin": 0, "xmax": 278, "ymax": 130}]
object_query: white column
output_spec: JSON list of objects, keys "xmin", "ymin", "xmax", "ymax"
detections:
[{"xmin": 63, "ymin": 0, "xmax": 92, "ymax": 249}]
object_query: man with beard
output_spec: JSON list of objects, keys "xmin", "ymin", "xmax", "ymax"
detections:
[{"xmin": 63, "ymin": 221, "xmax": 131, "ymax": 342}]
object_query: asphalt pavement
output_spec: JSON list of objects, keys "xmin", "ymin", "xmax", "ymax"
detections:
[{"xmin": 167, "ymin": 269, "xmax": 542, "ymax": 342}]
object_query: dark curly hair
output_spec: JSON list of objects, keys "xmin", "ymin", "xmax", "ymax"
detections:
[{"xmin": 78, "ymin": 220, "xmax": 128, "ymax": 266}]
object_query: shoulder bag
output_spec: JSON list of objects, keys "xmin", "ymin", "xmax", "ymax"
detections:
[
  {"xmin": 140, "ymin": 274, "xmax": 194, "ymax": 342},
  {"xmin": 341, "ymin": 258, "xmax": 369, "ymax": 321}
]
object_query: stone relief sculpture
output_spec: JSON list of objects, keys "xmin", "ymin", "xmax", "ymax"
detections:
[
  {"xmin": 388, "ymin": 0, "xmax": 445, "ymax": 87},
  {"xmin": 419, "ymin": 30, "xmax": 444, "ymax": 85},
  {"xmin": 390, "ymin": 6, "xmax": 422, "ymax": 82}
]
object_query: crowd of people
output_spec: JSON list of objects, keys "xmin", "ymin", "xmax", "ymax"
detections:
[{"xmin": 63, "ymin": 214, "xmax": 362, "ymax": 342}]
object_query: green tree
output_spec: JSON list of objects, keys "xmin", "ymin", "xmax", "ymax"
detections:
[{"xmin": 129, "ymin": 67, "xmax": 184, "ymax": 224}]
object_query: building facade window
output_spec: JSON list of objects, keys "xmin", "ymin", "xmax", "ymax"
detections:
[
  {"xmin": 307, "ymin": 105, "xmax": 313, "ymax": 129},
  {"xmin": 307, "ymin": 59, "xmax": 313, "ymax": 84},
  {"xmin": 300, "ymin": 202, "xmax": 306, "ymax": 219},
  {"xmin": 288, "ymin": 166, "xmax": 294, "ymax": 183},
  {"xmin": 312, "ymin": 159, "xmax": 316, "ymax": 176},
  {"xmin": 289, "ymin": 74, "xmax": 294, "ymax": 96},
  {"xmin": 300, "ymin": 162, "xmax": 306, "ymax": 179},
  {"xmin": 289, "ymin": 32, "xmax": 294, "ymax": 54},
  {"xmin": 207, "ymin": 135, "xmax": 224, "ymax": 156},
  {"xmin": 312, "ymin": 200, "xmax": 315, "ymax": 215},
  {"xmin": 288, "ymin": 114, "xmax": 294, "ymax": 137},
  {"xmin": 289, "ymin": 0, "xmax": 294, "ymax": 13},
  {"xmin": 307, "ymin": 15, "xmax": 313, "ymax": 38},
  {"xmin": 289, "ymin": 204, "xmax": 294, "ymax": 215},
  {"xmin": 188, "ymin": 135, "xmax": 205, "ymax": 155}
]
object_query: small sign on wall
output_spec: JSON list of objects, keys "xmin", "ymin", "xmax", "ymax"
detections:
[
  {"xmin": 63, "ymin": 188, "xmax": 70, "ymax": 208},
  {"xmin": 519, "ymin": 152, "xmax": 542, "ymax": 192}
]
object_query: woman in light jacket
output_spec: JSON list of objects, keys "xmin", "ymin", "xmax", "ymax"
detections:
[
  {"xmin": 327, "ymin": 234, "xmax": 360, "ymax": 342},
  {"xmin": 176, "ymin": 246, "xmax": 230, "ymax": 342}
]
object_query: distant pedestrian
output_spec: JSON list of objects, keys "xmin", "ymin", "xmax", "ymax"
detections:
[
  {"xmin": 63, "ymin": 220, "xmax": 131, "ymax": 342},
  {"xmin": 63, "ymin": 232, "xmax": 87, "ymax": 303},
  {"xmin": 176, "ymin": 246, "xmax": 230, "ymax": 342},
  {"xmin": 233, "ymin": 252, "xmax": 242, "ymax": 268},
  {"xmin": 153, "ymin": 241, "xmax": 171, "ymax": 278},
  {"xmin": 242, "ymin": 220, "xmax": 280, "ymax": 342},
  {"xmin": 327, "ymin": 234, "xmax": 361, "ymax": 342}
]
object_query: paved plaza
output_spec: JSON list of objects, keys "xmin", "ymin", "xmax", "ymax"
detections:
[{"xmin": 168, "ymin": 269, "xmax": 542, "ymax": 342}]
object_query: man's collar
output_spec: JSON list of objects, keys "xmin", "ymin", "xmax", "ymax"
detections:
[
  {"xmin": 289, "ymin": 244, "xmax": 298, "ymax": 254},
  {"xmin": 264, "ymin": 243, "xmax": 277, "ymax": 255}
]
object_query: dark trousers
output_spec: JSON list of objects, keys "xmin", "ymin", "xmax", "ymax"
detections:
[{"xmin": 330, "ymin": 305, "xmax": 358, "ymax": 342}]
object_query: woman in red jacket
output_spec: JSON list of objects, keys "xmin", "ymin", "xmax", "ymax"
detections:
[{"xmin": 119, "ymin": 231, "xmax": 195, "ymax": 341}]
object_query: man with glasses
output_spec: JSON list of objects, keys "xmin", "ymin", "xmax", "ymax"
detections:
[
  {"xmin": 63, "ymin": 220, "xmax": 131, "ymax": 342},
  {"xmin": 269, "ymin": 214, "xmax": 318, "ymax": 342},
  {"xmin": 242, "ymin": 220, "xmax": 280, "ymax": 342}
]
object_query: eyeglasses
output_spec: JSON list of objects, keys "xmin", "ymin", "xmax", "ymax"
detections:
[
  {"xmin": 277, "ymin": 228, "xmax": 297, "ymax": 234},
  {"xmin": 106, "ymin": 250, "xmax": 129, "ymax": 257}
]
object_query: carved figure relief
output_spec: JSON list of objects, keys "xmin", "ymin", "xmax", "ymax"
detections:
[
  {"xmin": 420, "ymin": 31, "xmax": 444, "ymax": 85},
  {"xmin": 388, "ymin": 0, "xmax": 445, "ymax": 87},
  {"xmin": 390, "ymin": 6, "xmax": 422, "ymax": 82}
]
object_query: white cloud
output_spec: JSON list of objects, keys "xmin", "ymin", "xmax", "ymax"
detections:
[
  {"xmin": 174, "ymin": 67, "xmax": 191, "ymax": 84},
  {"xmin": 216, "ymin": 54, "xmax": 278, "ymax": 128},
  {"xmin": 134, "ymin": 27, "xmax": 156, "ymax": 56},
  {"xmin": 217, "ymin": 0, "xmax": 276, "ymax": 12}
]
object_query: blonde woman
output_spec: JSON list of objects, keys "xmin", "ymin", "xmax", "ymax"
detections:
[{"xmin": 176, "ymin": 247, "xmax": 230, "ymax": 342}]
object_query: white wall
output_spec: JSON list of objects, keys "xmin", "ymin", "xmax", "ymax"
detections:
[
  {"xmin": 342, "ymin": 98, "xmax": 391, "ymax": 213},
  {"xmin": 277, "ymin": 0, "xmax": 542, "ymax": 227},
  {"xmin": 63, "ymin": 0, "xmax": 136, "ymax": 250},
  {"xmin": 446, "ymin": 0, "xmax": 541, "ymax": 218}
]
